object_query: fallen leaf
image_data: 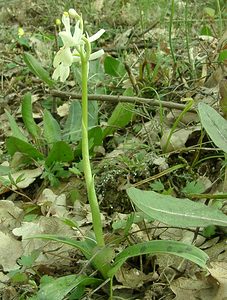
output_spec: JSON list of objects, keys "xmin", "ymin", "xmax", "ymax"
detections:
[
  {"xmin": 160, "ymin": 126, "xmax": 200, "ymax": 152},
  {"xmin": 12, "ymin": 216, "xmax": 75, "ymax": 266},
  {"xmin": 37, "ymin": 188, "xmax": 68, "ymax": 218},
  {"xmin": 0, "ymin": 167, "xmax": 43, "ymax": 192},
  {"xmin": 0, "ymin": 200, "xmax": 23, "ymax": 229},
  {"xmin": 0, "ymin": 232, "xmax": 23, "ymax": 271},
  {"xmin": 208, "ymin": 262, "xmax": 227, "ymax": 300},
  {"xmin": 115, "ymin": 266, "xmax": 156, "ymax": 288},
  {"xmin": 57, "ymin": 103, "xmax": 69, "ymax": 117},
  {"xmin": 170, "ymin": 277, "xmax": 217, "ymax": 300}
]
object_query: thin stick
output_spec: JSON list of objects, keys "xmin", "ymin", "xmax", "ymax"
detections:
[{"xmin": 50, "ymin": 90, "xmax": 197, "ymax": 113}]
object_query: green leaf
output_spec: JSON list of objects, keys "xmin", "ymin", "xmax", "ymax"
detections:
[
  {"xmin": 9, "ymin": 271, "xmax": 28, "ymax": 283},
  {"xmin": 150, "ymin": 180, "xmax": 165, "ymax": 192},
  {"xmin": 33, "ymin": 274, "xmax": 101, "ymax": 300},
  {"xmin": 198, "ymin": 102, "xmax": 227, "ymax": 153},
  {"xmin": 200, "ymin": 25, "xmax": 212, "ymax": 36},
  {"xmin": 218, "ymin": 49, "xmax": 227, "ymax": 63},
  {"xmin": 22, "ymin": 92, "xmax": 40, "ymax": 139},
  {"xmin": 108, "ymin": 240, "xmax": 209, "ymax": 278},
  {"xmin": 43, "ymin": 109, "xmax": 61, "ymax": 145},
  {"xmin": 6, "ymin": 137, "xmax": 44, "ymax": 160},
  {"xmin": 104, "ymin": 56, "xmax": 126, "ymax": 77},
  {"xmin": 30, "ymin": 234, "xmax": 112, "ymax": 278},
  {"xmin": 103, "ymin": 102, "xmax": 134, "ymax": 137},
  {"xmin": 17, "ymin": 250, "xmax": 40, "ymax": 267},
  {"xmin": 45, "ymin": 141, "xmax": 74, "ymax": 166},
  {"xmin": 182, "ymin": 180, "xmax": 206, "ymax": 195},
  {"xmin": 127, "ymin": 187, "xmax": 227, "ymax": 227},
  {"xmin": 30, "ymin": 234, "xmax": 96, "ymax": 257},
  {"xmin": 63, "ymin": 101, "xmax": 82, "ymax": 142},
  {"xmin": 0, "ymin": 165, "xmax": 11, "ymax": 176},
  {"xmin": 5, "ymin": 110, "xmax": 28, "ymax": 142},
  {"xmin": 23, "ymin": 52, "xmax": 54, "ymax": 87},
  {"xmin": 203, "ymin": 7, "xmax": 215, "ymax": 18},
  {"xmin": 74, "ymin": 126, "xmax": 103, "ymax": 157},
  {"xmin": 91, "ymin": 246, "xmax": 115, "ymax": 278},
  {"xmin": 63, "ymin": 101, "xmax": 98, "ymax": 142},
  {"xmin": 88, "ymin": 100, "xmax": 99, "ymax": 127}
]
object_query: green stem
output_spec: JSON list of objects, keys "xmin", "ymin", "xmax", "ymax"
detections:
[
  {"xmin": 216, "ymin": 0, "xmax": 223, "ymax": 36},
  {"xmin": 163, "ymin": 99, "xmax": 194, "ymax": 153},
  {"xmin": 81, "ymin": 57, "xmax": 105, "ymax": 247},
  {"xmin": 169, "ymin": 0, "xmax": 176, "ymax": 65}
]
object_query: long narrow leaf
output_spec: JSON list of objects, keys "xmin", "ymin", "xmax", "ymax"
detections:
[
  {"xmin": 6, "ymin": 137, "xmax": 44, "ymax": 160},
  {"xmin": 108, "ymin": 240, "xmax": 209, "ymax": 278},
  {"xmin": 32, "ymin": 274, "xmax": 102, "ymax": 300},
  {"xmin": 127, "ymin": 187, "xmax": 227, "ymax": 227},
  {"xmin": 103, "ymin": 102, "xmax": 134, "ymax": 138},
  {"xmin": 198, "ymin": 102, "xmax": 227, "ymax": 153},
  {"xmin": 63, "ymin": 101, "xmax": 82, "ymax": 142},
  {"xmin": 45, "ymin": 141, "xmax": 74, "ymax": 166},
  {"xmin": 43, "ymin": 109, "xmax": 61, "ymax": 146},
  {"xmin": 29, "ymin": 234, "xmax": 95, "ymax": 257},
  {"xmin": 22, "ymin": 93, "xmax": 40, "ymax": 139},
  {"xmin": 23, "ymin": 52, "xmax": 54, "ymax": 87},
  {"xmin": 5, "ymin": 110, "xmax": 28, "ymax": 142}
]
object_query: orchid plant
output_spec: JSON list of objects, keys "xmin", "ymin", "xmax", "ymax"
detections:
[
  {"xmin": 52, "ymin": 8, "xmax": 105, "ymax": 246},
  {"xmin": 14, "ymin": 7, "xmax": 221, "ymax": 299}
]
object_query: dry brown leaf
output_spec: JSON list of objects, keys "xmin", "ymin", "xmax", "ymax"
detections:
[
  {"xmin": 37, "ymin": 188, "xmax": 68, "ymax": 218},
  {"xmin": 115, "ymin": 266, "xmax": 157, "ymax": 288},
  {"xmin": 12, "ymin": 216, "xmax": 75, "ymax": 266},
  {"xmin": 0, "ymin": 200, "xmax": 23, "ymax": 229},
  {"xmin": 208, "ymin": 262, "xmax": 227, "ymax": 300},
  {"xmin": 57, "ymin": 103, "xmax": 69, "ymax": 117},
  {"xmin": 170, "ymin": 277, "xmax": 217, "ymax": 300},
  {"xmin": 0, "ymin": 232, "xmax": 23, "ymax": 271},
  {"xmin": 219, "ymin": 78, "xmax": 227, "ymax": 118},
  {"xmin": 160, "ymin": 126, "xmax": 200, "ymax": 152},
  {"xmin": 0, "ymin": 167, "xmax": 42, "ymax": 193}
]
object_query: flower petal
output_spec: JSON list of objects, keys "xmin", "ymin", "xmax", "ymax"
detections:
[
  {"xmin": 59, "ymin": 64, "xmax": 70, "ymax": 82},
  {"xmin": 88, "ymin": 29, "xmax": 105, "ymax": 43},
  {"xmin": 52, "ymin": 65, "xmax": 61, "ymax": 80},
  {"xmin": 59, "ymin": 31, "xmax": 75, "ymax": 47},
  {"xmin": 53, "ymin": 47, "xmax": 73, "ymax": 67},
  {"xmin": 62, "ymin": 13, "xmax": 71, "ymax": 34},
  {"xmin": 89, "ymin": 49, "xmax": 105, "ymax": 60},
  {"xmin": 72, "ymin": 56, "xmax": 81, "ymax": 63},
  {"xmin": 52, "ymin": 63, "xmax": 70, "ymax": 82},
  {"xmin": 72, "ymin": 21, "xmax": 83, "ymax": 44}
]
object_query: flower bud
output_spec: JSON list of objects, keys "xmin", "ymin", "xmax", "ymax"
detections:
[
  {"xmin": 63, "ymin": 11, "xmax": 69, "ymax": 17},
  {"xmin": 68, "ymin": 8, "xmax": 79, "ymax": 18},
  {"xmin": 18, "ymin": 27, "xmax": 24, "ymax": 38},
  {"xmin": 55, "ymin": 18, "xmax": 61, "ymax": 25}
]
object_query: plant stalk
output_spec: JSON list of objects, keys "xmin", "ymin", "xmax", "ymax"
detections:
[{"xmin": 81, "ymin": 57, "xmax": 105, "ymax": 247}]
